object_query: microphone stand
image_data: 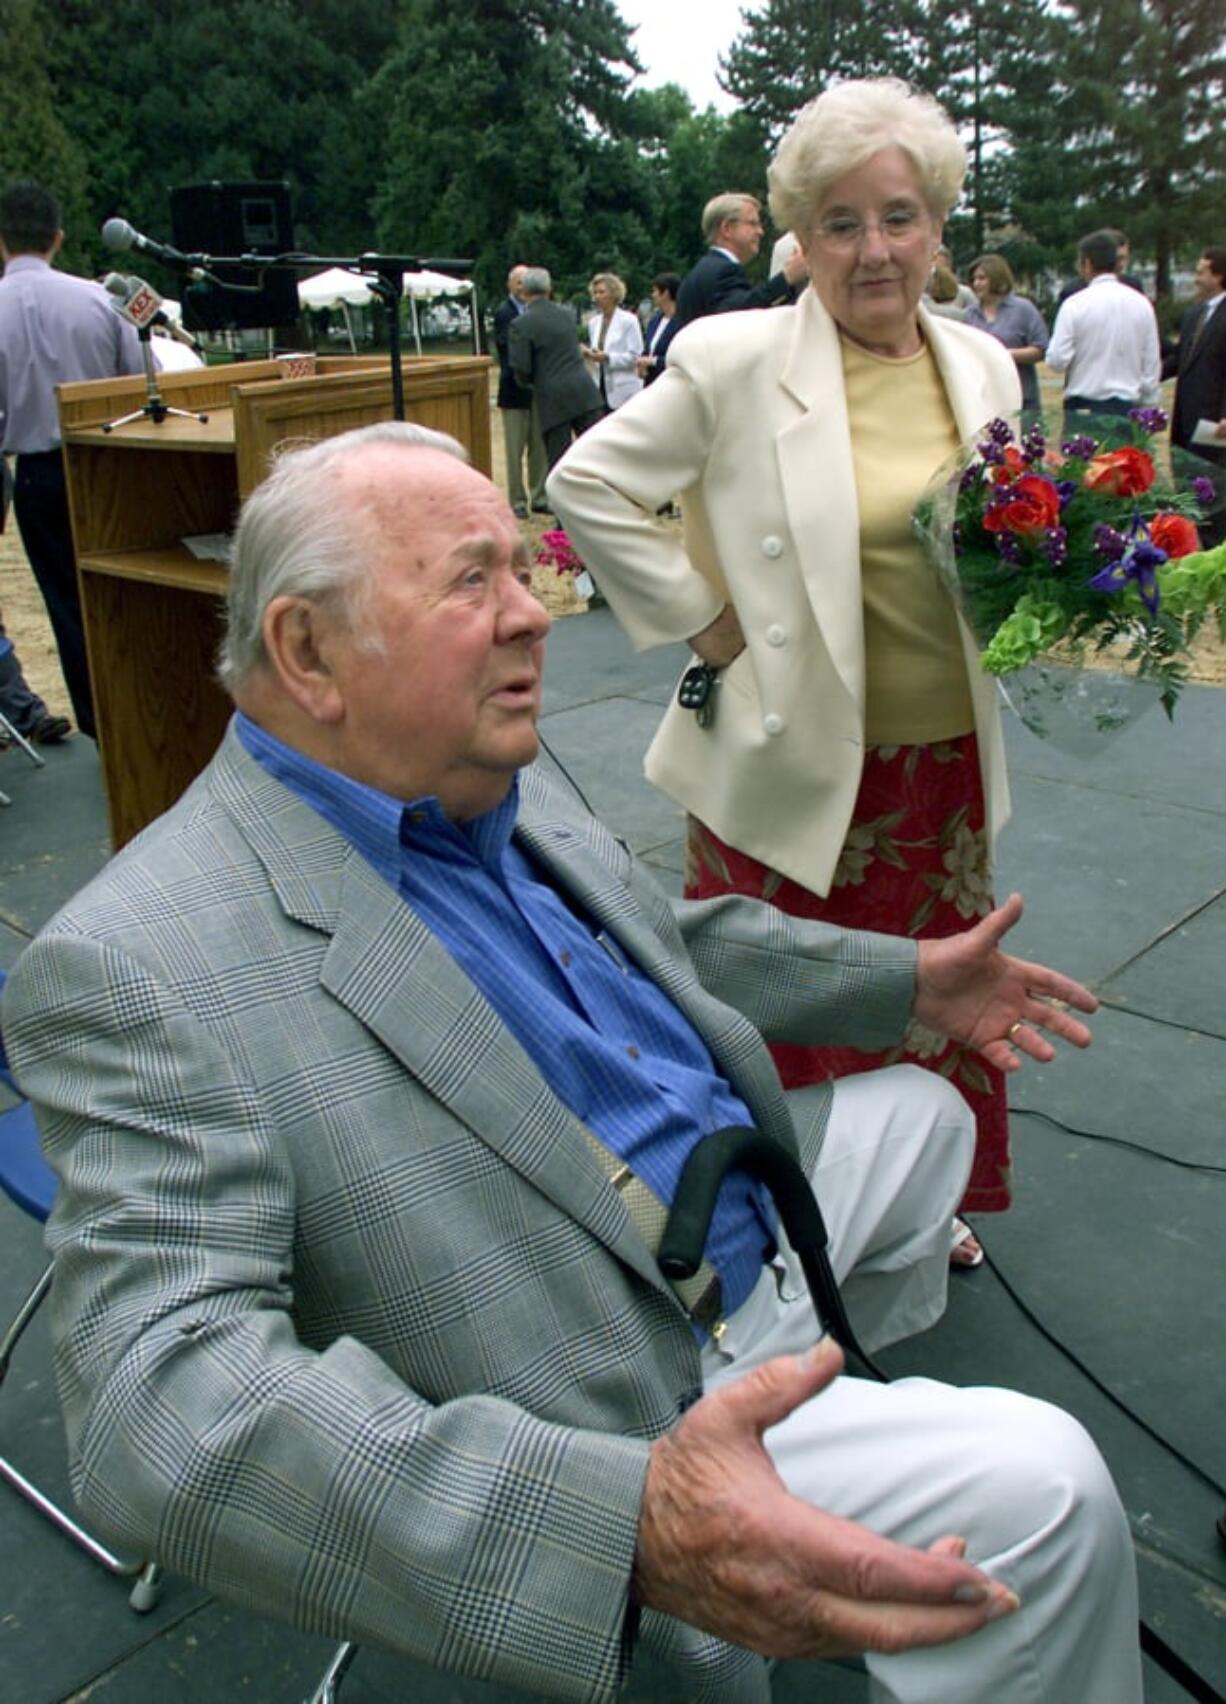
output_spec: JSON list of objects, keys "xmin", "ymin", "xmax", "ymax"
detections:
[
  {"xmin": 114, "ymin": 248, "xmax": 474, "ymax": 424},
  {"xmin": 101, "ymin": 325, "xmax": 208, "ymax": 433}
]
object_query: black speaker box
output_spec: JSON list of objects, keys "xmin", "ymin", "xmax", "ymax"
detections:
[{"xmin": 170, "ymin": 181, "xmax": 300, "ymax": 332}]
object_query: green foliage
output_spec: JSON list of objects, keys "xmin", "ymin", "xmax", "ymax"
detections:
[
  {"xmin": 0, "ymin": 0, "xmax": 90, "ymax": 270},
  {"xmin": 371, "ymin": 0, "xmax": 654, "ymax": 301},
  {"xmin": 7, "ymin": 0, "xmax": 1220, "ymax": 316}
]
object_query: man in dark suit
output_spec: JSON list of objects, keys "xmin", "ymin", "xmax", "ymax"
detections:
[
  {"xmin": 655, "ymin": 192, "xmax": 809, "ymax": 368},
  {"xmin": 508, "ymin": 267, "xmax": 605, "ymax": 470},
  {"xmin": 1166, "ymin": 246, "xmax": 1226, "ymax": 545},
  {"xmin": 492, "ymin": 264, "xmax": 547, "ymax": 518}
]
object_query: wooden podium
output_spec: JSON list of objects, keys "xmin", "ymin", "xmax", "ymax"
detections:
[{"xmin": 57, "ymin": 355, "xmax": 491, "ymax": 848}]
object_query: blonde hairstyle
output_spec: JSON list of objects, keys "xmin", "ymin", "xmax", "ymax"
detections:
[
  {"xmin": 701, "ymin": 192, "xmax": 759, "ymax": 244},
  {"xmin": 971, "ymin": 253, "xmax": 1015, "ymax": 295},
  {"xmin": 589, "ymin": 272, "xmax": 627, "ymax": 305},
  {"xmin": 768, "ymin": 79, "xmax": 966, "ymax": 236}
]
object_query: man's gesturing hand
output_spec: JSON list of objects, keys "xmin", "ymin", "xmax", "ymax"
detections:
[
  {"xmin": 914, "ymin": 892, "xmax": 1098, "ymax": 1071},
  {"xmin": 632, "ymin": 1339, "xmax": 1018, "ymax": 1660}
]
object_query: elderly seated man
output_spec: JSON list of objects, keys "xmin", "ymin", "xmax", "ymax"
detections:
[{"xmin": 3, "ymin": 423, "xmax": 1140, "ymax": 1703}]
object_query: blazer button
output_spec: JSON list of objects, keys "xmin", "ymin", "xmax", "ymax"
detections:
[
  {"xmin": 761, "ymin": 535, "xmax": 784, "ymax": 558},
  {"xmin": 763, "ymin": 713, "xmax": 785, "ymax": 736},
  {"xmin": 765, "ymin": 624, "xmax": 786, "ymax": 647}
]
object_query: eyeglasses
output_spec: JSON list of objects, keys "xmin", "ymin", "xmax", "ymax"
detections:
[{"xmin": 814, "ymin": 208, "xmax": 928, "ymax": 250}]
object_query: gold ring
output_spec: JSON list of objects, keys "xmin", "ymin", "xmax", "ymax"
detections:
[{"xmin": 1008, "ymin": 1021, "xmax": 1023, "ymax": 1037}]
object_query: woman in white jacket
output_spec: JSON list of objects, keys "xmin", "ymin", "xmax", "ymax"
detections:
[{"xmin": 583, "ymin": 273, "xmax": 643, "ymax": 411}]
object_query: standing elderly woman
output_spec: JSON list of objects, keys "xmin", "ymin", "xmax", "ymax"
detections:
[
  {"xmin": 583, "ymin": 272, "xmax": 643, "ymax": 411},
  {"xmin": 965, "ymin": 253, "xmax": 1049, "ymax": 416},
  {"xmin": 550, "ymin": 80, "xmax": 1022, "ymax": 1252}
]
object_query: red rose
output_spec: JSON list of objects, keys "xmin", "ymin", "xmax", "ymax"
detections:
[
  {"xmin": 991, "ymin": 446, "xmax": 1027, "ymax": 484},
  {"xmin": 1149, "ymin": 512, "xmax": 1201, "ymax": 558},
  {"xmin": 1083, "ymin": 447, "xmax": 1155, "ymax": 497},
  {"xmin": 982, "ymin": 474, "xmax": 1063, "ymax": 537}
]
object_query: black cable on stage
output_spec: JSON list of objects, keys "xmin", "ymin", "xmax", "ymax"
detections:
[
  {"xmin": 971, "ymin": 1224, "xmax": 1226, "ymax": 1502},
  {"xmin": 1009, "ymin": 1104, "xmax": 1226, "ymax": 1174},
  {"xmin": 535, "ymin": 729, "xmax": 598, "ymax": 818}
]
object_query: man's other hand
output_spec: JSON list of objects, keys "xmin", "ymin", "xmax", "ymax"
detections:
[{"xmin": 632, "ymin": 1338, "xmax": 1018, "ymax": 1660}]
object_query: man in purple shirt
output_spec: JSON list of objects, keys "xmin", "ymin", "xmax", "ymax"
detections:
[{"xmin": 0, "ymin": 179, "xmax": 143, "ymax": 737}]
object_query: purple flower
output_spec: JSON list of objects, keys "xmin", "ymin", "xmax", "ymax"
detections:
[
  {"xmin": 1061, "ymin": 434, "xmax": 1098, "ymax": 459},
  {"xmin": 977, "ymin": 439, "xmax": 1005, "ymax": 467},
  {"xmin": 1041, "ymin": 526, "xmax": 1068, "ymax": 568},
  {"xmin": 959, "ymin": 461, "xmax": 986, "ymax": 492},
  {"xmin": 1055, "ymin": 480, "xmax": 1078, "ymax": 510},
  {"xmin": 1192, "ymin": 475, "xmax": 1216, "ymax": 507},
  {"xmin": 994, "ymin": 531, "xmax": 1022, "ymax": 564},
  {"xmin": 987, "ymin": 417, "xmax": 1014, "ymax": 445},
  {"xmin": 1092, "ymin": 523, "xmax": 1127, "ymax": 562},
  {"xmin": 1022, "ymin": 424, "xmax": 1047, "ymax": 463},
  {"xmin": 1128, "ymin": 406, "xmax": 1168, "ymax": 434},
  {"xmin": 1087, "ymin": 515, "xmax": 1166, "ymax": 614}
]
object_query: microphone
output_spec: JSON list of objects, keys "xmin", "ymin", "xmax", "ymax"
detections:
[
  {"xmin": 102, "ymin": 269, "xmax": 165, "ymax": 330},
  {"xmin": 103, "ymin": 273, "xmax": 202, "ymax": 352},
  {"xmin": 101, "ymin": 217, "xmax": 195, "ymax": 269}
]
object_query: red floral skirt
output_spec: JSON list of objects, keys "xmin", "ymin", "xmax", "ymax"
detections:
[{"xmin": 685, "ymin": 732, "xmax": 1011, "ymax": 1213}]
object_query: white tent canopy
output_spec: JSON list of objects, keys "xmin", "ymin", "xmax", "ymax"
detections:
[
  {"xmin": 297, "ymin": 265, "xmax": 477, "ymax": 355},
  {"xmin": 297, "ymin": 265, "xmax": 473, "ymax": 310}
]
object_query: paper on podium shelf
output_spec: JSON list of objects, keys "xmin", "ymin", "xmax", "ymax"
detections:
[
  {"xmin": 181, "ymin": 533, "xmax": 232, "ymax": 563},
  {"xmin": 1192, "ymin": 417, "xmax": 1224, "ymax": 447}
]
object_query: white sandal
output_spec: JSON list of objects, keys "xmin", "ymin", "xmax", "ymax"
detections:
[{"xmin": 950, "ymin": 1216, "xmax": 984, "ymax": 1268}]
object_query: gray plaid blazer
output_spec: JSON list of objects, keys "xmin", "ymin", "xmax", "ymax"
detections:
[{"xmin": 3, "ymin": 725, "xmax": 916, "ymax": 1701}]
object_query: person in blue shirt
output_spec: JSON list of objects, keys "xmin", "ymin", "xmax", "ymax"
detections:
[{"xmin": 4, "ymin": 421, "xmax": 1141, "ymax": 1704}]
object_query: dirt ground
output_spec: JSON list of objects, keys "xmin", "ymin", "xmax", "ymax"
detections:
[{"xmin": 2, "ymin": 368, "xmax": 1222, "ymax": 721}]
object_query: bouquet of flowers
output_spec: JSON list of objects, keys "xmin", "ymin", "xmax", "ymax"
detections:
[{"xmin": 915, "ymin": 411, "xmax": 1225, "ymax": 737}]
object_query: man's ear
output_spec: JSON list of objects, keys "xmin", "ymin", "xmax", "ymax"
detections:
[
  {"xmin": 261, "ymin": 596, "xmax": 345, "ymax": 724},
  {"xmin": 49, "ymin": 230, "xmax": 64, "ymax": 260}
]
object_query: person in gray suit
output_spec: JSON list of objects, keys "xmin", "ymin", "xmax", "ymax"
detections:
[
  {"xmin": 508, "ymin": 266, "xmax": 605, "ymax": 469},
  {"xmin": 3, "ymin": 424, "xmax": 1140, "ymax": 1703}
]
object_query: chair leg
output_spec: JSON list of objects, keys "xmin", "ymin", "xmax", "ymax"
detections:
[
  {"xmin": 0, "ymin": 709, "xmax": 45, "ymax": 769},
  {"xmin": 0, "ymin": 1261, "xmax": 162, "ymax": 1610},
  {"xmin": 304, "ymin": 1641, "xmax": 359, "ymax": 1704},
  {"xmin": 0, "ymin": 1263, "xmax": 54, "ymax": 1379}
]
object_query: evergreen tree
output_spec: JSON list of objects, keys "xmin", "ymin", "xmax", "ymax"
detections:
[
  {"xmin": 1001, "ymin": 0, "xmax": 1226, "ymax": 294},
  {"xmin": 40, "ymin": 0, "xmax": 398, "ymax": 273},
  {"xmin": 370, "ymin": 0, "xmax": 648, "ymax": 300},
  {"xmin": 0, "ymin": 0, "xmax": 91, "ymax": 270},
  {"xmin": 719, "ymin": 0, "xmax": 920, "ymax": 142}
]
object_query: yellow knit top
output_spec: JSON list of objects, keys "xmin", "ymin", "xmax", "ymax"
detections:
[{"xmin": 841, "ymin": 334, "xmax": 975, "ymax": 746}]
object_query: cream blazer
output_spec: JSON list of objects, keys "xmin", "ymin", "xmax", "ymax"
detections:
[
  {"xmin": 584, "ymin": 305, "xmax": 644, "ymax": 409},
  {"xmin": 549, "ymin": 290, "xmax": 1022, "ymax": 896}
]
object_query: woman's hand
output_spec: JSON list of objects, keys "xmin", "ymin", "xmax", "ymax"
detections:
[
  {"xmin": 913, "ymin": 893, "xmax": 1097, "ymax": 1071},
  {"xmin": 688, "ymin": 603, "xmax": 746, "ymax": 669}
]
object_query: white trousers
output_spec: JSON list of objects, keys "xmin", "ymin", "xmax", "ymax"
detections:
[{"xmin": 701, "ymin": 1066, "xmax": 1141, "ymax": 1704}]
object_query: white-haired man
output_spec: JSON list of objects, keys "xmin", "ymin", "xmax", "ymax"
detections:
[
  {"xmin": 4, "ymin": 423, "xmax": 1140, "ymax": 1703},
  {"xmin": 493, "ymin": 263, "xmax": 548, "ymax": 517},
  {"xmin": 508, "ymin": 267, "xmax": 604, "ymax": 469}
]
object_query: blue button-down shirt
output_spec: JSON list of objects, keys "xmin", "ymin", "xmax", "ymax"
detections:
[{"xmin": 236, "ymin": 715, "xmax": 777, "ymax": 1319}]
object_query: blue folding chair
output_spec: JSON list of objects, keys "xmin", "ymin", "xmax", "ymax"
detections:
[{"xmin": 0, "ymin": 969, "xmax": 161, "ymax": 1611}]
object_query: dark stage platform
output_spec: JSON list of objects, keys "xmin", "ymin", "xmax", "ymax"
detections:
[{"xmin": 2, "ymin": 608, "xmax": 1222, "ymax": 1701}]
